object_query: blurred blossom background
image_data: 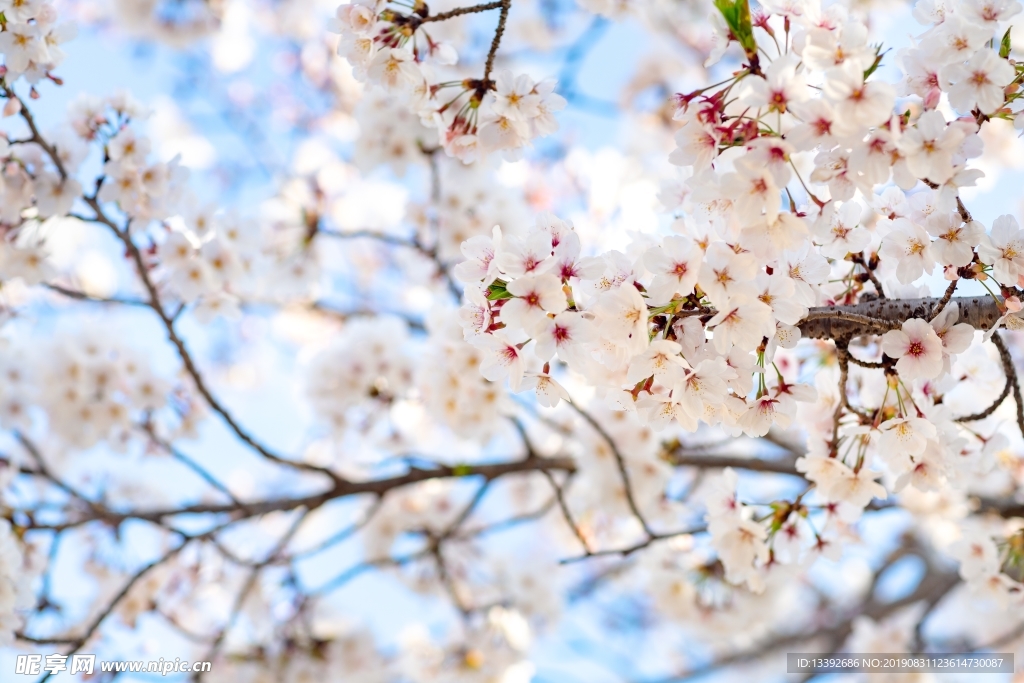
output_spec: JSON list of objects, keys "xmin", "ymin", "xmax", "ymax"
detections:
[{"xmin": 3, "ymin": 0, "xmax": 1024, "ymax": 680}]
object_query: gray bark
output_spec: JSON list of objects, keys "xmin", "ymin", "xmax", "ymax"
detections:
[{"xmin": 798, "ymin": 296, "xmax": 1003, "ymax": 340}]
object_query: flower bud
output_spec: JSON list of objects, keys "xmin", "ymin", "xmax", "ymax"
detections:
[{"xmin": 2, "ymin": 98, "xmax": 21, "ymax": 118}]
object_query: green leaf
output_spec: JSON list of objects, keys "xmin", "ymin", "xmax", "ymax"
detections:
[
  {"xmin": 486, "ymin": 278, "xmax": 512, "ymax": 300},
  {"xmin": 486, "ymin": 288, "xmax": 512, "ymax": 301},
  {"xmin": 1001, "ymin": 27, "xmax": 1012, "ymax": 59},
  {"xmin": 713, "ymin": 0, "xmax": 758, "ymax": 61},
  {"xmin": 452, "ymin": 464, "xmax": 473, "ymax": 476},
  {"xmin": 863, "ymin": 46, "xmax": 886, "ymax": 80}
]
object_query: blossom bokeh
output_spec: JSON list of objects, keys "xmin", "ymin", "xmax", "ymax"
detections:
[{"xmin": 3, "ymin": 0, "xmax": 1024, "ymax": 681}]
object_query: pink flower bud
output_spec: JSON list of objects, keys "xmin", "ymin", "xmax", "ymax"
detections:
[{"xmin": 2, "ymin": 98, "xmax": 21, "ymax": 118}]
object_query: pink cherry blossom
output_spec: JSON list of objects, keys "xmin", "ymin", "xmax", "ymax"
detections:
[{"xmin": 881, "ymin": 318, "xmax": 945, "ymax": 381}]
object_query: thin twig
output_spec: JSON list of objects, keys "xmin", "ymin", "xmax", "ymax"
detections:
[
  {"xmin": 991, "ymin": 332, "xmax": 1024, "ymax": 438},
  {"xmin": 142, "ymin": 422, "xmax": 246, "ymax": 509},
  {"xmin": 559, "ymin": 524, "xmax": 707, "ymax": 564},
  {"xmin": 928, "ymin": 279, "xmax": 959, "ymax": 322},
  {"xmin": 42, "ymin": 282, "xmax": 147, "ymax": 307},
  {"xmin": 16, "ymin": 90, "xmax": 339, "ymax": 483},
  {"xmin": 32, "ymin": 456, "xmax": 576, "ymax": 531},
  {"xmin": 567, "ymin": 400, "xmax": 655, "ymax": 538},
  {"xmin": 197, "ymin": 510, "xmax": 311, "ymax": 680},
  {"xmin": 483, "ymin": 0, "xmax": 512, "ymax": 79},
  {"xmin": 422, "ymin": 0, "xmax": 503, "ymax": 22},
  {"xmin": 957, "ymin": 333, "xmax": 1014, "ymax": 423},
  {"xmin": 288, "ymin": 496, "xmax": 384, "ymax": 560},
  {"xmin": 541, "ymin": 469, "xmax": 591, "ymax": 553},
  {"xmin": 105, "ymin": 208, "xmax": 341, "ymax": 481}
]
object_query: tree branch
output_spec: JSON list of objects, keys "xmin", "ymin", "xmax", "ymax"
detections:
[
  {"xmin": 663, "ymin": 449, "xmax": 801, "ymax": 476},
  {"xmin": 32, "ymin": 456, "xmax": 576, "ymax": 530},
  {"xmin": 422, "ymin": 0, "xmax": 503, "ymax": 22},
  {"xmin": 483, "ymin": 0, "xmax": 512, "ymax": 79},
  {"xmin": 991, "ymin": 331, "xmax": 1024, "ymax": 439},
  {"xmin": 567, "ymin": 400, "xmax": 655, "ymax": 538},
  {"xmin": 799, "ymin": 296, "xmax": 1002, "ymax": 340}
]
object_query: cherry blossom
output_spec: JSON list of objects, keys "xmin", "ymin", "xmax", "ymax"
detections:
[
  {"xmin": 879, "ymin": 218, "xmax": 936, "ymax": 284},
  {"xmin": 941, "ymin": 48, "xmax": 1016, "ymax": 115},
  {"xmin": 488, "ymin": 71, "xmax": 542, "ymax": 121},
  {"xmin": 518, "ymin": 373, "xmax": 570, "ymax": 408},
  {"xmin": 454, "ymin": 226, "xmax": 503, "ymax": 285},
  {"xmin": 814, "ymin": 201, "xmax": 870, "ymax": 259},
  {"xmin": 978, "ymin": 214, "xmax": 1024, "ymax": 286},
  {"xmin": 882, "ymin": 318, "xmax": 945, "ymax": 381},
  {"xmin": 898, "ymin": 111, "xmax": 969, "ymax": 185},
  {"xmin": 532, "ymin": 311, "xmax": 593, "ymax": 364},
  {"xmin": 926, "ymin": 214, "xmax": 983, "ymax": 267},
  {"xmin": 501, "ymin": 273, "xmax": 567, "ymax": 332},
  {"xmin": 706, "ymin": 296, "xmax": 775, "ymax": 354},
  {"xmin": 643, "ymin": 236, "xmax": 702, "ymax": 305},
  {"xmin": 470, "ymin": 331, "xmax": 527, "ymax": 390},
  {"xmin": 741, "ymin": 54, "xmax": 808, "ymax": 112},
  {"xmin": 669, "ymin": 117, "xmax": 720, "ymax": 171}
]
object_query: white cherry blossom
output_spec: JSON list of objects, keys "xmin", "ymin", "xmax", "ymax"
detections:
[
  {"xmin": 940, "ymin": 48, "xmax": 1015, "ymax": 115},
  {"xmin": 882, "ymin": 318, "xmax": 945, "ymax": 381},
  {"xmin": 978, "ymin": 214, "xmax": 1024, "ymax": 286}
]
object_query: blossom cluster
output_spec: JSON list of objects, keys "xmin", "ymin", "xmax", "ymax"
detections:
[
  {"xmin": 418, "ymin": 312, "xmax": 508, "ymax": 440},
  {"xmin": 60, "ymin": 94, "xmax": 323, "ymax": 313},
  {"xmin": 330, "ymin": 0, "xmax": 566, "ymax": 163},
  {"xmin": 0, "ymin": 0, "xmax": 75, "ymax": 89},
  {"xmin": 456, "ymin": 212, "xmax": 819, "ymax": 435},
  {"xmin": 305, "ymin": 316, "xmax": 413, "ymax": 432},
  {"xmin": 951, "ymin": 524, "xmax": 1024, "ymax": 608},
  {"xmin": 303, "ymin": 310, "xmax": 510, "ymax": 452},
  {"xmin": 452, "ymin": 0, "xmax": 1024, "ymax": 595},
  {"xmin": 0, "ymin": 331, "xmax": 172, "ymax": 450}
]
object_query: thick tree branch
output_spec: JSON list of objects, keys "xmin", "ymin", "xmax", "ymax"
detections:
[
  {"xmin": 663, "ymin": 450, "xmax": 800, "ymax": 476},
  {"xmin": 799, "ymin": 296, "xmax": 1002, "ymax": 340}
]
